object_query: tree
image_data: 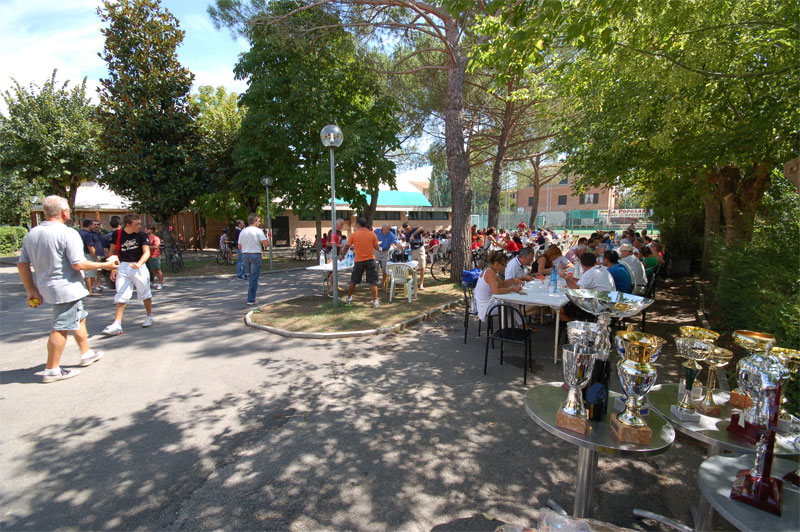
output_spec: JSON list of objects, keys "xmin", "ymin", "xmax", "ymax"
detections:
[
  {"xmin": 0, "ymin": 173, "xmax": 40, "ymax": 226},
  {"xmin": 191, "ymin": 85, "xmax": 247, "ymax": 225},
  {"xmin": 0, "ymin": 71, "xmax": 100, "ymax": 210},
  {"xmin": 96, "ymin": 0, "xmax": 205, "ymax": 245},
  {"xmin": 229, "ymin": 1, "xmax": 400, "ymax": 244}
]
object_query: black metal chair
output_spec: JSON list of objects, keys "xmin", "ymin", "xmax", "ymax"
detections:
[
  {"xmin": 640, "ymin": 267, "xmax": 661, "ymax": 331},
  {"xmin": 484, "ymin": 304, "xmax": 532, "ymax": 385},
  {"xmin": 462, "ymin": 282, "xmax": 482, "ymax": 343}
]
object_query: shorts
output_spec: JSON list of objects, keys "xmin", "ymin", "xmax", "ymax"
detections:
[
  {"xmin": 114, "ymin": 262, "xmax": 153, "ymax": 304},
  {"xmin": 374, "ymin": 250, "xmax": 390, "ymax": 273},
  {"xmin": 146, "ymin": 257, "xmax": 162, "ymax": 271},
  {"xmin": 411, "ymin": 246, "xmax": 426, "ymax": 269},
  {"xmin": 350, "ymin": 259, "xmax": 379, "ymax": 286},
  {"xmin": 83, "ymin": 254, "xmax": 97, "ymax": 278},
  {"xmin": 52, "ymin": 299, "xmax": 88, "ymax": 331}
]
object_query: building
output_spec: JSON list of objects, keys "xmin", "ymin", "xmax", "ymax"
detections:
[{"xmin": 514, "ymin": 175, "xmax": 616, "ymax": 227}]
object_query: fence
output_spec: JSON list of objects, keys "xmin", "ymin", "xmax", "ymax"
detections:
[{"xmin": 470, "ymin": 210, "xmax": 659, "ymax": 233}]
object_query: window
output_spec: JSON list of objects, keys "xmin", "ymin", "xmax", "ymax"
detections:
[
  {"xmin": 557, "ymin": 195, "xmax": 567, "ymax": 205},
  {"xmin": 579, "ymin": 194, "xmax": 599, "ymax": 205},
  {"xmin": 373, "ymin": 211, "xmax": 401, "ymax": 220},
  {"xmin": 528, "ymin": 197, "xmax": 535, "ymax": 206},
  {"xmin": 559, "ymin": 177, "xmax": 569, "ymax": 185},
  {"xmin": 407, "ymin": 211, "xmax": 449, "ymax": 220}
]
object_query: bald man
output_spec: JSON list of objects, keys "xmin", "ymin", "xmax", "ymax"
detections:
[{"xmin": 374, "ymin": 223, "xmax": 399, "ymax": 283}]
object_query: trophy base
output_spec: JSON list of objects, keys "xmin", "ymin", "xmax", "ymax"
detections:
[
  {"xmin": 610, "ymin": 414, "xmax": 652, "ymax": 444},
  {"xmin": 783, "ymin": 470, "xmax": 799, "ymax": 487},
  {"xmin": 613, "ymin": 396, "xmax": 649, "ymax": 416},
  {"xmin": 670, "ymin": 404, "xmax": 701, "ymax": 422},
  {"xmin": 730, "ymin": 389, "xmax": 754, "ymax": 409},
  {"xmin": 730, "ymin": 470, "xmax": 783, "ymax": 516},
  {"xmin": 776, "ymin": 416, "xmax": 794, "ymax": 433},
  {"xmin": 556, "ymin": 409, "xmax": 589, "ymax": 434},
  {"xmin": 694, "ymin": 400, "xmax": 721, "ymax": 417},
  {"xmin": 726, "ymin": 412, "xmax": 765, "ymax": 444}
]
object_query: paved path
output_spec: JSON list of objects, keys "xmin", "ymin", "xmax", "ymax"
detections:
[{"xmin": 1, "ymin": 265, "xmax": 710, "ymax": 531}]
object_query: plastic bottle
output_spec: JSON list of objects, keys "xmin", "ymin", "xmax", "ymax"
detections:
[
  {"xmin": 574, "ymin": 261, "xmax": 583, "ymax": 279},
  {"xmin": 319, "ymin": 250, "xmax": 325, "ymax": 266},
  {"xmin": 549, "ymin": 266, "xmax": 558, "ymax": 293}
]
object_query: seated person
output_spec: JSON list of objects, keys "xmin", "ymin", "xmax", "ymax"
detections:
[
  {"xmin": 506, "ymin": 236, "xmax": 522, "ymax": 254},
  {"xmin": 505, "ymin": 247, "xmax": 535, "ymax": 282},
  {"xmin": 474, "ymin": 250, "xmax": 524, "ymax": 323},
  {"xmin": 619, "ymin": 243, "xmax": 647, "ymax": 293},
  {"xmin": 471, "ymin": 236, "xmax": 485, "ymax": 250},
  {"xmin": 641, "ymin": 246, "xmax": 659, "ymax": 276},
  {"xmin": 565, "ymin": 237, "xmax": 588, "ymax": 263},
  {"xmin": 603, "ymin": 250, "xmax": 632, "ymax": 294},
  {"xmin": 532, "ymin": 245, "xmax": 565, "ymax": 277},
  {"xmin": 559, "ymin": 252, "xmax": 616, "ymax": 321}
]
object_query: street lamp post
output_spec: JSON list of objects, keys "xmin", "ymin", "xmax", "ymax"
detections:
[
  {"xmin": 320, "ymin": 124, "xmax": 343, "ymax": 307},
  {"xmin": 261, "ymin": 176, "xmax": 274, "ymax": 270}
]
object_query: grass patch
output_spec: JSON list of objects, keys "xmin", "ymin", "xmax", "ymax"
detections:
[
  {"xmin": 163, "ymin": 253, "xmax": 311, "ymax": 277},
  {"xmin": 250, "ymin": 278, "xmax": 462, "ymax": 333}
]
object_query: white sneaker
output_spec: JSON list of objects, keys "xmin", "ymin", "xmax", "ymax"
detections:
[
  {"xmin": 80, "ymin": 350, "xmax": 104, "ymax": 367},
  {"xmin": 155, "ymin": 284, "xmax": 163, "ymax": 290},
  {"xmin": 101, "ymin": 323, "xmax": 123, "ymax": 336},
  {"xmin": 372, "ymin": 299, "xmax": 380, "ymax": 308},
  {"xmin": 345, "ymin": 296, "xmax": 352, "ymax": 305},
  {"xmin": 42, "ymin": 368, "xmax": 80, "ymax": 383},
  {"xmin": 142, "ymin": 316, "xmax": 154, "ymax": 328}
]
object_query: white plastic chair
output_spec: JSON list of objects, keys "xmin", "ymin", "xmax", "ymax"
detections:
[{"xmin": 387, "ymin": 263, "xmax": 414, "ymax": 303}]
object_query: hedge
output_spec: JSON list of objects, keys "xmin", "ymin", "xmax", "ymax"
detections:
[{"xmin": 0, "ymin": 226, "xmax": 28, "ymax": 255}]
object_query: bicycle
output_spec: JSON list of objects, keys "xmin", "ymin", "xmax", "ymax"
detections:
[
  {"xmin": 429, "ymin": 248, "xmax": 451, "ymax": 282},
  {"xmin": 216, "ymin": 246, "xmax": 233, "ymax": 265},
  {"xmin": 163, "ymin": 244, "xmax": 185, "ymax": 272},
  {"xmin": 294, "ymin": 237, "xmax": 314, "ymax": 261}
]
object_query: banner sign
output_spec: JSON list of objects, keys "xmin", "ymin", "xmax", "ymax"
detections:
[{"xmin": 609, "ymin": 209, "xmax": 650, "ymax": 218}]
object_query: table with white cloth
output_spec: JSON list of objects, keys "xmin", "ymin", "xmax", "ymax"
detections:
[
  {"xmin": 386, "ymin": 260, "xmax": 419, "ymax": 298},
  {"xmin": 491, "ymin": 279, "xmax": 570, "ymax": 364},
  {"xmin": 306, "ymin": 261, "xmax": 354, "ymax": 297}
]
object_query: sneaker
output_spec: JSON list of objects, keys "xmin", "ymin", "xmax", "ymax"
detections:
[
  {"xmin": 42, "ymin": 368, "xmax": 80, "ymax": 383},
  {"xmin": 142, "ymin": 316, "xmax": 154, "ymax": 328},
  {"xmin": 80, "ymin": 350, "xmax": 104, "ymax": 367},
  {"xmin": 155, "ymin": 284, "xmax": 163, "ymax": 290},
  {"xmin": 246, "ymin": 301, "xmax": 256, "ymax": 306},
  {"xmin": 372, "ymin": 299, "xmax": 380, "ymax": 308},
  {"xmin": 345, "ymin": 296, "xmax": 352, "ymax": 305},
  {"xmin": 101, "ymin": 322, "xmax": 123, "ymax": 336}
]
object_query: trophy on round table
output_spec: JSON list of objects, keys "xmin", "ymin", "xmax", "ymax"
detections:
[
  {"xmin": 556, "ymin": 344, "xmax": 596, "ymax": 435},
  {"xmin": 612, "ymin": 329, "xmax": 666, "ymax": 444},
  {"xmin": 726, "ymin": 330, "xmax": 778, "ymax": 443},
  {"xmin": 566, "ymin": 321, "xmax": 602, "ymax": 349},
  {"xmin": 730, "ymin": 354, "xmax": 789, "ymax": 515},
  {"xmin": 678, "ymin": 325, "xmax": 720, "ymax": 344},
  {"xmin": 772, "ymin": 347, "xmax": 800, "ymax": 486},
  {"xmin": 728, "ymin": 330, "xmax": 776, "ymax": 410},
  {"xmin": 696, "ymin": 347, "xmax": 733, "ymax": 416},
  {"xmin": 672, "ymin": 336, "xmax": 714, "ymax": 421}
]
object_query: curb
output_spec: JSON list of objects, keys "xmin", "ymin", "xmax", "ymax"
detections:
[{"xmin": 243, "ymin": 297, "xmax": 462, "ymax": 339}]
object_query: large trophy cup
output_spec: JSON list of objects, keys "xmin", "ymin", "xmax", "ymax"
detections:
[
  {"xmin": 727, "ymin": 330, "xmax": 778, "ymax": 443},
  {"xmin": 672, "ymin": 336, "xmax": 714, "ymax": 422},
  {"xmin": 567, "ymin": 321, "xmax": 610, "ymax": 421},
  {"xmin": 729, "ymin": 330, "xmax": 775, "ymax": 409},
  {"xmin": 557, "ymin": 344, "xmax": 597, "ymax": 434},
  {"xmin": 772, "ymin": 347, "xmax": 800, "ymax": 486},
  {"xmin": 612, "ymin": 329, "xmax": 666, "ymax": 444},
  {"xmin": 696, "ymin": 347, "xmax": 733, "ymax": 416},
  {"xmin": 729, "ymin": 354, "xmax": 790, "ymax": 515}
]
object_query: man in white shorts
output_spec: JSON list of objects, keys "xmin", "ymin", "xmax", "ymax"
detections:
[
  {"xmin": 102, "ymin": 213, "xmax": 154, "ymax": 335},
  {"xmin": 17, "ymin": 196, "xmax": 118, "ymax": 382}
]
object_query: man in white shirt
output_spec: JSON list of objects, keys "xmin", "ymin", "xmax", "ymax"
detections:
[
  {"xmin": 559, "ymin": 252, "xmax": 616, "ymax": 321},
  {"xmin": 505, "ymin": 247, "xmax": 535, "ymax": 281},
  {"xmin": 17, "ymin": 196, "xmax": 118, "ymax": 383},
  {"xmin": 238, "ymin": 213, "xmax": 269, "ymax": 305},
  {"xmin": 618, "ymin": 243, "xmax": 647, "ymax": 294}
]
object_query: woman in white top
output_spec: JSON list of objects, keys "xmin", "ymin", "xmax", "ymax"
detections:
[{"xmin": 474, "ymin": 250, "xmax": 525, "ymax": 322}]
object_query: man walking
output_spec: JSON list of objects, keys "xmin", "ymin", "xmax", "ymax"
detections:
[
  {"xmin": 102, "ymin": 213, "xmax": 154, "ymax": 335},
  {"xmin": 232, "ymin": 219, "xmax": 246, "ymax": 280},
  {"xmin": 343, "ymin": 217, "xmax": 381, "ymax": 308},
  {"xmin": 238, "ymin": 213, "xmax": 269, "ymax": 305},
  {"xmin": 17, "ymin": 196, "xmax": 118, "ymax": 383}
]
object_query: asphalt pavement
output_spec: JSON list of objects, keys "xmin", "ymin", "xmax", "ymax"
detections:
[{"xmin": 1, "ymin": 264, "xmax": 713, "ymax": 531}]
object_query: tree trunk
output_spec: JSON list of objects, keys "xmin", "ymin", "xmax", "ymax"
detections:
[
  {"xmin": 720, "ymin": 163, "xmax": 771, "ymax": 245},
  {"xmin": 700, "ymin": 193, "xmax": 720, "ymax": 276},
  {"xmin": 529, "ymin": 182, "xmax": 541, "ymax": 228},
  {"xmin": 487, "ymin": 98, "xmax": 513, "ymax": 229},
  {"xmin": 445, "ymin": 45, "xmax": 472, "ymax": 281},
  {"xmin": 365, "ymin": 184, "xmax": 379, "ymax": 228}
]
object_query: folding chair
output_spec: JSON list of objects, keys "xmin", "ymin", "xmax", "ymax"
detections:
[{"xmin": 484, "ymin": 304, "xmax": 533, "ymax": 385}]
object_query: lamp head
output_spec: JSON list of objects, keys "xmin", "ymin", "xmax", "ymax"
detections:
[
  {"xmin": 261, "ymin": 176, "xmax": 272, "ymax": 187},
  {"xmin": 320, "ymin": 124, "xmax": 343, "ymax": 148}
]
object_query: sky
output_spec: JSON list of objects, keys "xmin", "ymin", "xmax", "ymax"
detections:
[{"xmin": 0, "ymin": 0, "xmax": 250, "ymax": 109}]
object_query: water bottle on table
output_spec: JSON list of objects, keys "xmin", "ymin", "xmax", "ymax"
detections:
[{"xmin": 549, "ymin": 267, "xmax": 558, "ymax": 293}]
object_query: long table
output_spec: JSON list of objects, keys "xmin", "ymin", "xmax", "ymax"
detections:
[{"xmin": 491, "ymin": 280, "xmax": 570, "ymax": 364}]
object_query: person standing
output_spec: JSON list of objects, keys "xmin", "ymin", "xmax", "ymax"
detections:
[
  {"xmin": 374, "ymin": 223, "xmax": 398, "ymax": 284},
  {"xmin": 238, "ymin": 213, "xmax": 269, "ymax": 305},
  {"xmin": 78, "ymin": 219, "xmax": 100, "ymax": 296},
  {"xmin": 343, "ymin": 217, "xmax": 381, "ymax": 308},
  {"xmin": 145, "ymin": 224, "xmax": 164, "ymax": 290},
  {"xmin": 102, "ymin": 213, "xmax": 154, "ymax": 335},
  {"xmin": 17, "ymin": 196, "xmax": 118, "ymax": 383},
  {"xmin": 402, "ymin": 221, "xmax": 426, "ymax": 290},
  {"xmin": 232, "ymin": 220, "xmax": 246, "ymax": 280}
]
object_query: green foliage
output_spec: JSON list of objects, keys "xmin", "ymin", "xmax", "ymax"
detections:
[
  {"xmin": 0, "ymin": 71, "xmax": 99, "ymax": 207},
  {"xmin": 711, "ymin": 174, "xmax": 800, "ymax": 348},
  {"xmin": 232, "ymin": 0, "xmax": 401, "ymax": 219},
  {"xmin": 0, "ymin": 174, "xmax": 40, "ymax": 226},
  {"xmin": 0, "ymin": 226, "xmax": 28, "ymax": 255},
  {"xmin": 96, "ymin": 0, "xmax": 205, "ymax": 223}
]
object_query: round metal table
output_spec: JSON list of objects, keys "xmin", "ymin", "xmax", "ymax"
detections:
[
  {"xmin": 525, "ymin": 382, "xmax": 675, "ymax": 518},
  {"xmin": 697, "ymin": 454, "xmax": 800, "ymax": 532}
]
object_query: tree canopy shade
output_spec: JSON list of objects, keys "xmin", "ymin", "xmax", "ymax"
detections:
[
  {"xmin": 229, "ymin": 0, "xmax": 401, "ymax": 228},
  {"xmin": 0, "ymin": 71, "xmax": 99, "ymax": 211},
  {"xmin": 96, "ymin": 0, "xmax": 205, "ymax": 228}
]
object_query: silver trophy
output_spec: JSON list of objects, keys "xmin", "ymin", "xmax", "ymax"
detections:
[
  {"xmin": 566, "ymin": 321, "xmax": 602, "ymax": 349},
  {"xmin": 671, "ymin": 336, "xmax": 715, "ymax": 421},
  {"xmin": 615, "ymin": 330, "xmax": 666, "ymax": 430},
  {"xmin": 557, "ymin": 344, "xmax": 597, "ymax": 434}
]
